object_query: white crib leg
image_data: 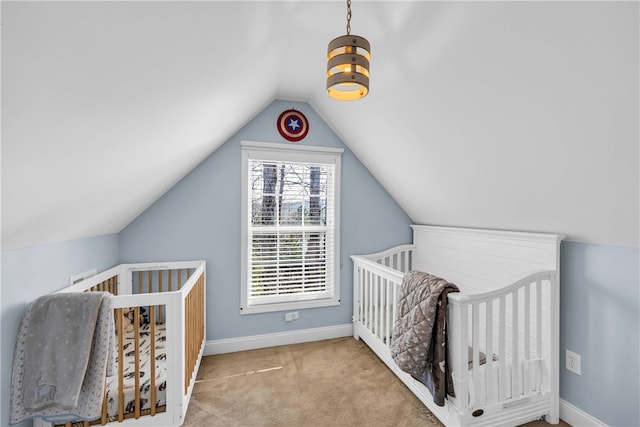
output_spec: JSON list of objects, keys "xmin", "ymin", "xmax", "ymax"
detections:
[
  {"xmin": 352, "ymin": 264, "xmax": 360, "ymax": 340},
  {"xmin": 545, "ymin": 412, "xmax": 560, "ymax": 424}
]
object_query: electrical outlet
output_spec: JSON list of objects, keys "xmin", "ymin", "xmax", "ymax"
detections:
[
  {"xmin": 566, "ymin": 350, "xmax": 581, "ymax": 375},
  {"xmin": 285, "ymin": 311, "xmax": 299, "ymax": 322}
]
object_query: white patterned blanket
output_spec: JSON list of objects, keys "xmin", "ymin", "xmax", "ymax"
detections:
[{"xmin": 10, "ymin": 292, "xmax": 114, "ymax": 424}]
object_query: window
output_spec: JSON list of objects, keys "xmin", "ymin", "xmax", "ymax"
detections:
[{"xmin": 241, "ymin": 141, "xmax": 343, "ymax": 314}]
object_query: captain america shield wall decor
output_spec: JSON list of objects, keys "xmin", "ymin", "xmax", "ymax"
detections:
[{"xmin": 277, "ymin": 109, "xmax": 309, "ymax": 142}]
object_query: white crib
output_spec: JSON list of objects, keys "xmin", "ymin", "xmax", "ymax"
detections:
[
  {"xmin": 34, "ymin": 260, "xmax": 206, "ymax": 427},
  {"xmin": 351, "ymin": 225, "xmax": 564, "ymax": 427}
]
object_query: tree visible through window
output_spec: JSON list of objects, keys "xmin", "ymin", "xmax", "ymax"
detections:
[{"xmin": 241, "ymin": 142, "xmax": 342, "ymax": 314}]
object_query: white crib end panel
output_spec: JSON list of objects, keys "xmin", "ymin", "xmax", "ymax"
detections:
[{"xmin": 410, "ymin": 225, "xmax": 563, "ymax": 292}]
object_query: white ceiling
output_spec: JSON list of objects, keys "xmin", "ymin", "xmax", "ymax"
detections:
[{"xmin": 2, "ymin": 1, "xmax": 638, "ymax": 250}]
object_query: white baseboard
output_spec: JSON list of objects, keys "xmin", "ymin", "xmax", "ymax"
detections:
[
  {"xmin": 204, "ymin": 323, "xmax": 353, "ymax": 355},
  {"xmin": 560, "ymin": 399, "xmax": 608, "ymax": 427}
]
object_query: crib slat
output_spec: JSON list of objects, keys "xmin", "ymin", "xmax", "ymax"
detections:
[
  {"xmin": 101, "ymin": 384, "xmax": 108, "ymax": 425},
  {"xmin": 150, "ymin": 305, "xmax": 157, "ymax": 416},
  {"xmin": 158, "ymin": 271, "xmax": 164, "ymax": 322},
  {"xmin": 375, "ymin": 276, "xmax": 381, "ymax": 339},
  {"xmin": 192, "ymin": 291, "xmax": 196, "ymax": 390},
  {"xmin": 368, "ymin": 272, "xmax": 372, "ymax": 331},
  {"xmin": 376, "ymin": 278, "xmax": 387, "ymax": 341},
  {"xmin": 367, "ymin": 273, "xmax": 376, "ymax": 331},
  {"xmin": 536, "ymin": 281, "xmax": 542, "ymax": 359},
  {"xmin": 186, "ymin": 290, "xmax": 192, "ymax": 393},
  {"xmin": 377, "ymin": 275, "xmax": 382, "ymax": 338},
  {"xmin": 134, "ymin": 307, "xmax": 141, "ymax": 419},
  {"xmin": 359, "ymin": 268, "xmax": 364, "ymax": 324},
  {"xmin": 138, "ymin": 271, "xmax": 143, "ymax": 294},
  {"xmin": 374, "ymin": 276, "xmax": 380, "ymax": 338},
  {"xmin": 486, "ymin": 299, "xmax": 495, "ymax": 404},
  {"xmin": 381, "ymin": 278, "xmax": 386, "ymax": 342},
  {"xmin": 148, "ymin": 270, "xmax": 153, "ymax": 293},
  {"xmin": 472, "ymin": 303, "xmax": 481, "ymax": 406},
  {"xmin": 117, "ymin": 309, "xmax": 125, "ymax": 422},
  {"xmin": 379, "ymin": 278, "xmax": 384, "ymax": 340},
  {"xmin": 498, "ymin": 295, "xmax": 507, "ymax": 400},
  {"xmin": 362, "ymin": 271, "xmax": 368, "ymax": 327},
  {"xmin": 355, "ymin": 267, "xmax": 361, "ymax": 324},
  {"xmin": 367, "ymin": 274, "xmax": 376, "ymax": 332},
  {"xmin": 361, "ymin": 270, "xmax": 367, "ymax": 326},
  {"xmin": 524, "ymin": 283, "xmax": 531, "ymax": 393},
  {"xmin": 511, "ymin": 289, "xmax": 520, "ymax": 398},
  {"xmin": 387, "ymin": 276, "xmax": 400, "ymax": 345},
  {"xmin": 385, "ymin": 279, "xmax": 391, "ymax": 344},
  {"xmin": 372, "ymin": 275, "xmax": 377, "ymax": 337}
]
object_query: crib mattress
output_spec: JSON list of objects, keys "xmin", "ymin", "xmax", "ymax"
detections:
[{"xmin": 105, "ymin": 322, "xmax": 167, "ymax": 418}]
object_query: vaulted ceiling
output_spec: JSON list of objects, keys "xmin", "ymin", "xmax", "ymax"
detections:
[{"xmin": 2, "ymin": 1, "xmax": 638, "ymax": 250}]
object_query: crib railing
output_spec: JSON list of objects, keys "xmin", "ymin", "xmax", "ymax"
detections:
[
  {"xmin": 365, "ymin": 244, "xmax": 414, "ymax": 272},
  {"xmin": 351, "ymin": 247, "xmax": 557, "ymax": 420},
  {"xmin": 351, "ymin": 245, "xmax": 413, "ymax": 343},
  {"xmin": 50, "ymin": 261, "xmax": 206, "ymax": 427},
  {"xmin": 448, "ymin": 271, "xmax": 556, "ymax": 415}
]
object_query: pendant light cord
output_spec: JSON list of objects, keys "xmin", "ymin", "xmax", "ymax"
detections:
[{"xmin": 346, "ymin": 0, "xmax": 352, "ymax": 35}]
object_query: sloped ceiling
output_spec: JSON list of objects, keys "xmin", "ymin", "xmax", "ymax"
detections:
[{"xmin": 2, "ymin": 1, "xmax": 638, "ymax": 250}]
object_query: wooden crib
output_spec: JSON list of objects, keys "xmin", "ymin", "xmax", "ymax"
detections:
[
  {"xmin": 34, "ymin": 260, "xmax": 206, "ymax": 427},
  {"xmin": 351, "ymin": 225, "xmax": 564, "ymax": 427}
]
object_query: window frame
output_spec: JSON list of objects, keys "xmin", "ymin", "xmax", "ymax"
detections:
[{"xmin": 240, "ymin": 141, "xmax": 343, "ymax": 315}]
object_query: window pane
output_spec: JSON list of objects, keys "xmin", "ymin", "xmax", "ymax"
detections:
[
  {"xmin": 249, "ymin": 230, "xmax": 329, "ymax": 298},
  {"xmin": 278, "ymin": 196, "xmax": 303, "ymax": 225},
  {"xmin": 304, "ymin": 197, "xmax": 327, "ymax": 225},
  {"xmin": 250, "ymin": 160, "xmax": 331, "ymax": 228}
]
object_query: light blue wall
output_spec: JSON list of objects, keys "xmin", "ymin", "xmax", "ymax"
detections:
[
  {"xmin": 559, "ymin": 241, "xmax": 639, "ymax": 426},
  {"xmin": 1, "ymin": 234, "xmax": 120, "ymax": 427},
  {"xmin": 119, "ymin": 100, "xmax": 413, "ymax": 341}
]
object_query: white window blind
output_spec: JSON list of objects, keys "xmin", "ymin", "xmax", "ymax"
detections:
[{"xmin": 241, "ymin": 142, "xmax": 342, "ymax": 314}]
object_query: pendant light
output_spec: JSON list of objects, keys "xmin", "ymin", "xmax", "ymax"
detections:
[{"xmin": 326, "ymin": 0, "xmax": 370, "ymax": 100}]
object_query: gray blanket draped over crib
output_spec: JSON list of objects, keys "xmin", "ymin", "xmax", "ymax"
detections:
[
  {"xmin": 390, "ymin": 270, "xmax": 459, "ymax": 406},
  {"xmin": 10, "ymin": 292, "xmax": 115, "ymax": 424}
]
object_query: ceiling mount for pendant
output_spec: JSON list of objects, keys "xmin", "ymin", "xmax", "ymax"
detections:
[{"xmin": 326, "ymin": 0, "xmax": 370, "ymax": 101}]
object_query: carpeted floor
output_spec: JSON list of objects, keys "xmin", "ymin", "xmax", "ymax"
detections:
[{"xmin": 184, "ymin": 337, "xmax": 570, "ymax": 427}]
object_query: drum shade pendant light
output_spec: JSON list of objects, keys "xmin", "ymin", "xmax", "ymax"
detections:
[{"xmin": 326, "ymin": 0, "xmax": 370, "ymax": 100}]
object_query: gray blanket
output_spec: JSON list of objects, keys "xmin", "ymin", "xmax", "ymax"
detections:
[
  {"xmin": 390, "ymin": 271, "xmax": 459, "ymax": 406},
  {"xmin": 10, "ymin": 292, "xmax": 114, "ymax": 424}
]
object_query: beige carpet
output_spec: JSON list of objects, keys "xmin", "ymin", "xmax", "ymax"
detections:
[{"xmin": 184, "ymin": 337, "xmax": 570, "ymax": 427}]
